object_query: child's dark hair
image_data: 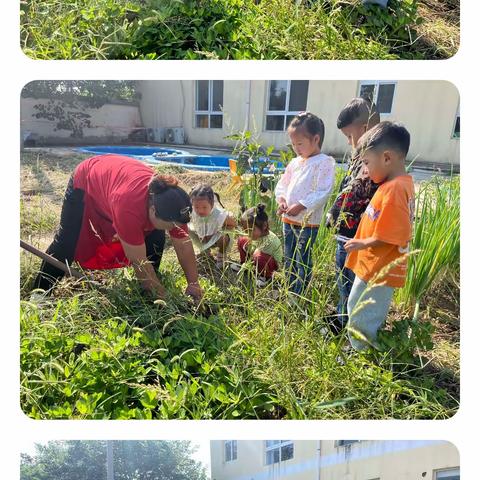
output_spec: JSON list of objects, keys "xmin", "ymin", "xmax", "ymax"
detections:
[
  {"xmin": 189, "ymin": 184, "xmax": 225, "ymax": 208},
  {"xmin": 288, "ymin": 112, "xmax": 325, "ymax": 149},
  {"xmin": 337, "ymin": 97, "xmax": 380, "ymax": 130},
  {"xmin": 358, "ymin": 121, "xmax": 411, "ymax": 157},
  {"xmin": 241, "ymin": 203, "xmax": 269, "ymax": 232},
  {"xmin": 148, "ymin": 175, "xmax": 192, "ymax": 223}
]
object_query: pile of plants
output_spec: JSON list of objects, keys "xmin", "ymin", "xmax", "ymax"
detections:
[
  {"xmin": 21, "ymin": 0, "xmax": 439, "ymax": 60},
  {"xmin": 20, "ymin": 148, "xmax": 460, "ymax": 420}
]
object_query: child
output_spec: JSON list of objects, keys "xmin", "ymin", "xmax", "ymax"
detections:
[
  {"xmin": 188, "ymin": 184, "xmax": 236, "ymax": 267},
  {"xmin": 327, "ymin": 97, "xmax": 380, "ymax": 330},
  {"xmin": 237, "ymin": 204, "xmax": 282, "ymax": 286},
  {"xmin": 344, "ymin": 122, "xmax": 415, "ymax": 351},
  {"xmin": 275, "ymin": 112, "xmax": 335, "ymax": 295}
]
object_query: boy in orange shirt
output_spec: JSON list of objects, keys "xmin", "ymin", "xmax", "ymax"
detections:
[{"xmin": 344, "ymin": 122, "xmax": 415, "ymax": 351}]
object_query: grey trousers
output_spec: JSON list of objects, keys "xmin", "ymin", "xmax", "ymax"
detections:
[{"xmin": 347, "ymin": 276, "xmax": 394, "ymax": 351}]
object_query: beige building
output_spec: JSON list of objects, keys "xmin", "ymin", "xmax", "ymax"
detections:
[
  {"xmin": 138, "ymin": 80, "xmax": 460, "ymax": 168},
  {"xmin": 210, "ymin": 440, "xmax": 459, "ymax": 480}
]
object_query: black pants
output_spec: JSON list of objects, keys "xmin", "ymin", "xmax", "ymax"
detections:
[{"xmin": 34, "ymin": 176, "xmax": 166, "ymax": 291}]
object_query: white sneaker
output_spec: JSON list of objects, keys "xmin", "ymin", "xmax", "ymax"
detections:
[
  {"xmin": 230, "ymin": 262, "xmax": 242, "ymax": 272},
  {"xmin": 29, "ymin": 290, "xmax": 47, "ymax": 304}
]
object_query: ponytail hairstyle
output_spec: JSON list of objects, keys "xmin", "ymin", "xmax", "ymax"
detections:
[
  {"xmin": 241, "ymin": 203, "xmax": 269, "ymax": 234},
  {"xmin": 288, "ymin": 111, "xmax": 325, "ymax": 149},
  {"xmin": 189, "ymin": 184, "xmax": 225, "ymax": 208},
  {"xmin": 148, "ymin": 174, "xmax": 192, "ymax": 224}
]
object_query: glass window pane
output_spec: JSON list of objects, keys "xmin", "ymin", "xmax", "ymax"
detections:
[
  {"xmin": 377, "ymin": 83, "xmax": 395, "ymax": 114},
  {"xmin": 212, "ymin": 80, "xmax": 224, "ymax": 111},
  {"xmin": 359, "ymin": 83, "xmax": 376, "ymax": 104},
  {"xmin": 232, "ymin": 440, "xmax": 237, "ymax": 460},
  {"xmin": 454, "ymin": 115, "xmax": 460, "ymax": 137},
  {"xmin": 266, "ymin": 448, "xmax": 280, "ymax": 465},
  {"xmin": 210, "ymin": 114, "xmax": 223, "ymax": 129},
  {"xmin": 266, "ymin": 440, "xmax": 280, "ymax": 448},
  {"xmin": 286, "ymin": 115, "xmax": 296, "ymax": 128},
  {"xmin": 195, "ymin": 114, "xmax": 209, "ymax": 128},
  {"xmin": 281, "ymin": 444, "xmax": 294, "ymax": 461},
  {"xmin": 266, "ymin": 115, "xmax": 285, "ymax": 131},
  {"xmin": 196, "ymin": 80, "xmax": 209, "ymax": 111},
  {"xmin": 436, "ymin": 469, "xmax": 460, "ymax": 480},
  {"xmin": 288, "ymin": 80, "xmax": 309, "ymax": 112},
  {"xmin": 268, "ymin": 80, "xmax": 288, "ymax": 111}
]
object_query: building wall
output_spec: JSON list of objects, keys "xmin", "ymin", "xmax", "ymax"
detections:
[
  {"xmin": 21, "ymin": 97, "xmax": 142, "ymax": 145},
  {"xmin": 138, "ymin": 80, "xmax": 460, "ymax": 166},
  {"xmin": 210, "ymin": 441, "xmax": 459, "ymax": 480}
]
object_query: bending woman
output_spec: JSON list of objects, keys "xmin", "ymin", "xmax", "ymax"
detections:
[{"xmin": 34, "ymin": 154, "xmax": 203, "ymax": 301}]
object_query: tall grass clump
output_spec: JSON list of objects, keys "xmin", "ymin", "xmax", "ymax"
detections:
[{"xmin": 398, "ymin": 175, "xmax": 460, "ymax": 317}]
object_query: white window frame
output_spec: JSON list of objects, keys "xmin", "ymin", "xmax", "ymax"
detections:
[
  {"xmin": 194, "ymin": 80, "xmax": 223, "ymax": 129},
  {"xmin": 224, "ymin": 440, "xmax": 237, "ymax": 463},
  {"xmin": 264, "ymin": 440, "xmax": 294, "ymax": 465},
  {"xmin": 434, "ymin": 467, "xmax": 460, "ymax": 479},
  {"xmin": 452, "ymin": 105, "xmax": 460, "ymax": 139},
  {"xmin": 358, "ymin": 81, "xmax": 397, "ymax": 115},
  {"xmin": 265, "ymin": 80, "xmax": 309, "ymax": 132}
]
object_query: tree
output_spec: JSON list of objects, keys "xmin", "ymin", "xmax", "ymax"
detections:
[{"xmin": 20, "ymin": 441, "xmax": 208, "ymax": 480}]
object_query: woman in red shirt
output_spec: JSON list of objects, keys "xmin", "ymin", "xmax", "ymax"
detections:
[{"xmin": 34, "ymin": 155, "xmax": 203, "ymax": 301}]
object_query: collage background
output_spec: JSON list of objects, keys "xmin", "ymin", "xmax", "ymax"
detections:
[{"xmin": 2, "ymin": 0, "xmax": 476, "ymax": 477}]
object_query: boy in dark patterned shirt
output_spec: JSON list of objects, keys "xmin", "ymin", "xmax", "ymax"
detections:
[{"xmin": 326, "ymin": 98, "xmax": 380, "ymax": 331}]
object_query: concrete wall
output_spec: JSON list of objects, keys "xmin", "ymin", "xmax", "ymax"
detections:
[
  {"xmin": 21, "ymin": 97, "xmax": 142, "ymax": 146},
  {"xmin": 210, "ymin": 441, "xmax": 459, "ymax": 480},
  {"xmin": 138, "ymin": 80, "xmax": 460, "ymax": 167}
]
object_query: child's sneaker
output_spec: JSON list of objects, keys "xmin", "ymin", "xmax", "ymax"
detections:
[
  {"xmin": 255, "ymin": 276, "xmax": 268, "ymax": 288},
  {"xmin": 229, "ymin": 262, "xmax": 242, "ymax": 273}
]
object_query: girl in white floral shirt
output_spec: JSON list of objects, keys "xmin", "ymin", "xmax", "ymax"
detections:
[{"xmin": 275, "ymin": 112, "xmax": 335, "ymax": 295}]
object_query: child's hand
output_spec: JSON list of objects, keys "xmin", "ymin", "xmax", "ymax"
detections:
[
  {"xmin": 344, "ymin": 239, "xmax": 366, "ymax": 253},
  {"xmin": 277, "ymin": 203, "xmax": 287, "ymax": 215},
  {"xmin": 285, "ymin": 203, "xmax": 306, "ymax": 217}
]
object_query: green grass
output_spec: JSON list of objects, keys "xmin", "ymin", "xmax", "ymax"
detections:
[
  {"xmin": 19, "ymin": 149, "xmax": 460, "ymax": 419},
  {"xmin": 20, "ymin": 0, "xmax": 458, "ymax": 60}
]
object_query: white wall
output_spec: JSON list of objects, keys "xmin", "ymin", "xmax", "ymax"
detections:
[
  {"xmin": 21, "ymin": 97, "xmax": 142, "ymax": 145},
  {"xmin": 210, "ymin": 441, "xmax": 459, "ymax": 480},
  {"xmin": 138, "ymin": 80, "xmax": 460, "ymax": 167}
]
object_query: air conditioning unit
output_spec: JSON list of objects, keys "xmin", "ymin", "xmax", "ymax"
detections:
[
  {"xmin": 165, "ymin": 127, "xmax": 185, "ymax": 145},
  {"xmin": 146, "ymin": 128, "xmax": 165, "ymax": 143}
]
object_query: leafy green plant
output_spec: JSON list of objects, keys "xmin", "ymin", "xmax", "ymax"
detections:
[
  {"xmin": 21, "ymin": 0, "xmax": 448, "ymax": 60},
  {"xmin": 397, "ymin": 175, "xmax": 460, "ymax": 318}
]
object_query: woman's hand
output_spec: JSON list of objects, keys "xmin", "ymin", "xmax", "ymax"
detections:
[
  {"xmin": 185, "ymin": 281, "xmax": 203, "ymax": 302},
  {"xmin": 285, "ymin": 203, "xmax": 306, "ymax": 217}
]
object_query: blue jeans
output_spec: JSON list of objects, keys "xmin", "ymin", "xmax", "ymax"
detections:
[
  {"xmin": 335, "ymin": 239, "xmax": 356, "ymax": 327},
  {"xmin": 283, "ymin": 223, "xmax": 318, "ymax": 295},
  {"xmin": 347, "ymin": 276, "xmax": 394, "ymax": 351}
]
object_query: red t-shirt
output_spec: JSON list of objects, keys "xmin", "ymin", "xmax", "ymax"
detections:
[{"xmin": 72, "ymin": 155, "xmax": 188, "ymax": 269}]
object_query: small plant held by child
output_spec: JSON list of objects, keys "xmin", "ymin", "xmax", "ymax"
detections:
[{"xmin": 227, "ymin": 130, "xmax": 291, "ymax": 233}]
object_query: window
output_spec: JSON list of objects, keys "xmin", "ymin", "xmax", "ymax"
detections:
[
  {"xmin": 265, "ymin": 440, "xmax": 294, "ymax": 465},
  {"xmin": 336, "ymin": 440, "xmax": 359, "ymax": 447},
  {"xmin": 195, "ymin": 80, "xmax": 224, "ymax": 129},
  {"xmin": 358, "ymin": 81, "xmax": 396, "ymax": 115},
  {"xmin": 224, "ymin": 440, "xmax": 237, "ymax": 462},
  {"xmin": 435, "ymin": 468, "xmax": 460, "ymax": 480},
  {"xmin": 265, "ymin": 80, "xmax": 309, "ymax": 131},
  {"xmin": 453, "ymin": 107, "xmax": 460, "ymax": 138}
]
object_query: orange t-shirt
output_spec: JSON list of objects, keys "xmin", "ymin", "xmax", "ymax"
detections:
[{"xmin": 345, "ymin": 175, "xmax": 415, "ymax": 288}]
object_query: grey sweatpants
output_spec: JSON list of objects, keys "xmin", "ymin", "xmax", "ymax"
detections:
[{"xmin": 347, "ymin": 276, "xmax": 394, "ymax": 351}]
